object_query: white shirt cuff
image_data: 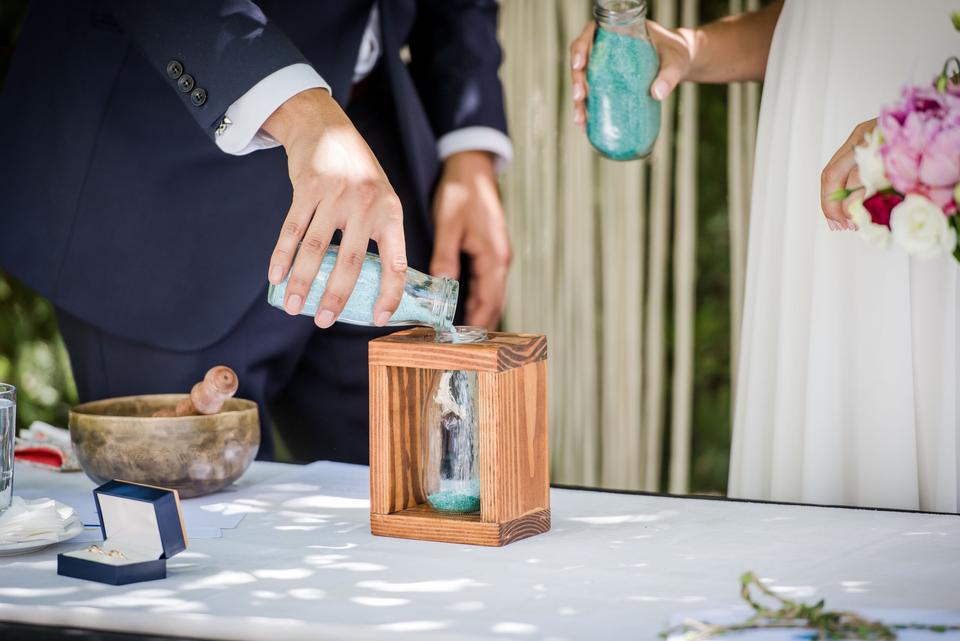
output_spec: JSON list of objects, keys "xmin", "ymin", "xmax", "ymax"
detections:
[
  {"xmin": 437, "ymin": 126, "xmax": 514, "ymax": 173},
  {"xmin": 215, "ymin": 63, "xmax": 330, "ymax": 156}
]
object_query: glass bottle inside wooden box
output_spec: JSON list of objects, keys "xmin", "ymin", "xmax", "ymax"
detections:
[{"xmin": 421, "ymin": 327, "xmax": 487, "ymax": 513}]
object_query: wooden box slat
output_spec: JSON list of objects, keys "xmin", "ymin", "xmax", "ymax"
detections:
[
  {"xmin": 371, "ymin": 507, "xmax": 551, "ymax": 547},
  {"xmin": 369, "ymin": 328, "xmax": 546, "ymax": 373},
  {"xmin": 479, "ymin": 361, "xmax": 550, "ymax": 524},
  {"xmin": 369, "ymin": 366, "xmax": 430, "ymax": 515}
]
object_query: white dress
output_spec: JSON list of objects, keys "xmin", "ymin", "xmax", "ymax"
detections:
[{"xmin": 729, "ymin": 0, "xmax": 960, "ymax": 512}]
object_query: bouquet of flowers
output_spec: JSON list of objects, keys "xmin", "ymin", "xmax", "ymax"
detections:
[{"xmin": 833, "ymin": 20, "xmax": 960, "ymax": 262}]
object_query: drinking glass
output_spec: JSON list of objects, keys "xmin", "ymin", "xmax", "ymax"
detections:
[{"xmin": 0, "ymin": 383, "xmax": 15, "ymax": 514}]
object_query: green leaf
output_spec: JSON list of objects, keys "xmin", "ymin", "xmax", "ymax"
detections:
[
  {"xmin": 951, "ymin": 11, "xmax": 960, "ymax": 31},
  {"xmin": 952, "ymin": 217, "xmax": 960, "ymax": 264},
  {"xmin": 829, "ymin": 186, "xmax": 864, "ymax": 202},
  {"xmin": 829, "ymin": 188, "xmax": 852, "ymax": 202}
]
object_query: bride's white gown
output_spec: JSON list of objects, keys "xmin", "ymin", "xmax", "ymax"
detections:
[{"xmin": 729, "ymin": 0, "xmax": 959, "ymax": 512}]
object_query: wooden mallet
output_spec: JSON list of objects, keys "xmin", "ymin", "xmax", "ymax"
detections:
[{"xmin": 153, "ymin": 366, "xmax": 239, "ymax": 417}]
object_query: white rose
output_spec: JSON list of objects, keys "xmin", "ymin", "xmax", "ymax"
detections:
[
  {"xmin": 854, "ymin": 128, "xmax": 891, "ymax": 198},
  {"xmin": 890, "ymin": 194, "xmax": 957, "ymax": 259},
  {"xmin": 848, "ymin": 197, "xmax": 891, "ymax": 249}
]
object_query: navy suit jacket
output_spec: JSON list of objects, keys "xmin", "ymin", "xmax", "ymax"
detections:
[{"xmin": 0, "ymin": 0, "xmax": 507, "ymax": 350}]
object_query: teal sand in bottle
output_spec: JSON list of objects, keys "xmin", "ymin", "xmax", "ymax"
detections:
[
  {"xmin": 586, "ymin": 0, "xmax": 661, "ymax": 160},
  {"xmin": 267, "ymin": 245, "xmax": 459, "ymax": 331},
  {"xmin": 428, "ymin": 479, "xmax": 481, "ymax": 514}
]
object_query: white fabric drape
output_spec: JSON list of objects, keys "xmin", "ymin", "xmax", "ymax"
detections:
[
  {"xmin": 729, "ymin": 0, "xmax": 960, "ymax": 512},
  {"xmin": 498, "ymin": 0, "xmax": 758, "ymax": 490}
]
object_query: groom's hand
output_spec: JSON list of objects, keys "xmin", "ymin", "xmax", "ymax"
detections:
[
  {"xmin": 263, "ymin": 89, "xmax": 407, "ymax": 329},
  {"xmin": 430, "ymin": 151, "xmax": 511, "ymax": 331}
]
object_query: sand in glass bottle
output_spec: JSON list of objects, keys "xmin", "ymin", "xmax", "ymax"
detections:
[
  {"xmin": 586, "ymin": 0, "xmax": 661, "ymax": 160},
  {"xmin": 422, "ymin": 327, "xmax": 487, "ymax": 513},
  {"xmin": 268, "ymin": 245, "xmax": 458, "ymax": 331}
]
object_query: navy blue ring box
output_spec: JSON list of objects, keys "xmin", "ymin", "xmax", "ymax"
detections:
[{"xmin": 57, "ymin": 480, "xmax": 188, "ymax": 585}]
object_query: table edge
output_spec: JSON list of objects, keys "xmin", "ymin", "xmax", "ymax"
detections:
[{"xmin": 551, "ymin": 483, "xmax": 960, "ymax": 517}]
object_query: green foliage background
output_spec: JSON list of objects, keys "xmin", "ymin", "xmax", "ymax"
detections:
[{"xmin": 0, "ymin": 0, "xmax": 738, "ymax": 494}]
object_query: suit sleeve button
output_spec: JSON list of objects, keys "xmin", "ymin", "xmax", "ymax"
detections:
[
  {"xmin": 166, "ymin": 60, "xmax": 183, "ymax": 79},
  {"xmin": 177, "ymin": 73, "xmax": 195, "ymax": 93},
  {"xmin": 190, "ymin": 87, "xmax": 207, "ymax": 106}
]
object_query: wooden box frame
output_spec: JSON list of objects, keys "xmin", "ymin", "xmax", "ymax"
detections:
[{"xmin": 369, "ymin": 328, "xmax": 549, "ymax": 546}]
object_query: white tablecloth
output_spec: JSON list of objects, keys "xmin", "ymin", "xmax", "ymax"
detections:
[{"xmin": 0, "ymin": 461, "xmax": 958, "ymax": 641}]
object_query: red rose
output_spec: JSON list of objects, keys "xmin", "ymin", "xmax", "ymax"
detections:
[{"xmin": 862, "ymin": 192, "xmax": 904, "ymax": 228}]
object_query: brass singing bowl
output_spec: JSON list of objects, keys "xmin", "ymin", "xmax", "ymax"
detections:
[{"xmin": 69, "ymin": 395, "xmax": 260, "ymax": 498}]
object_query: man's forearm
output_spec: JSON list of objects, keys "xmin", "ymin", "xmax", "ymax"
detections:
[
  {"xmin": 441, "ymin": 150, "xmax": 497, "ymax": 182},
  {"xmin": 684, "ymin": 0, "xmax": 784, "ymax": 84},
  {"xmin": 262, "ymin": 88, "xmax": 338, "ymax": 148}
]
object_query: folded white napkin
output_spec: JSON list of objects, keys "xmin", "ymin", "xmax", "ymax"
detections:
[{"xmin": 0, "ymin": 496, "xmax": 80, "ymax": 545}]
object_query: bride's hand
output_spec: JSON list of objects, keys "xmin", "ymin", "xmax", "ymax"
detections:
[
  {"xmin": 820, "ymin": 118, "xmax": 878, "ymax": 231},
  {"xmin": 569, "ymin": 20, "xmax": 696, "ymax": 128}
]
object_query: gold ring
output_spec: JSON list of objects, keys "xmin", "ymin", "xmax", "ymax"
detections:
[{"xmin": 85, "ymin": 544, "xmax": 126, "ymax": 560}]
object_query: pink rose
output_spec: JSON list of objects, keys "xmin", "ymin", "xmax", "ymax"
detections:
[
  {"xmin": 926, "ymin": 186, "xmax": 957, "ymax": 214},
  {"xmin": 916, "ymin": 118, "xmax": 960, "ymax": 216},
  {"xmin": 882, "ymin": 145, "xmax": 920, "ymax": 193},
  {"xmin": 879, "ymin": 82, "xmax": 960, "ymax": 214},
  {"xmin": 919, "ymin": 127, "xmax": 960, "ymax": 187}
]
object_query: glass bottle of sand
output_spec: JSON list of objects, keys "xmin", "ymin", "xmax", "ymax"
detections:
[
  {"xmin": 267, "ymin": 245, "xmax": 459, "ymax": 331},
  {"xmin": 586, "ymin": 0, "xmax": 661, "ymax": 160}
]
